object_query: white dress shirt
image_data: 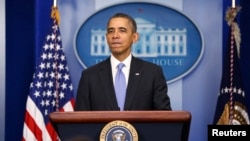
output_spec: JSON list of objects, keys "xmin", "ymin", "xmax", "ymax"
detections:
[{"xmin": 110, "ymin": 54, "xmax": 132, "ymax": 86}]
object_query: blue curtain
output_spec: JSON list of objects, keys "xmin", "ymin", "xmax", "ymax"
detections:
[
  {"xmin": 5, "ymin": 0, "xmax": 52, "ymax": 140},
  {"xmin": 240, "ymin": 0, "xmax": 250, "ymax": 111}
]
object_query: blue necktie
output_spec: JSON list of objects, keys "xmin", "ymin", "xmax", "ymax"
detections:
[{"xmin": 114, "ymin": 63, "xmax": 126, "ymax": 111}]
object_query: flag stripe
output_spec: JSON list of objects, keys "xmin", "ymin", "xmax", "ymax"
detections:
[
  {"xmin": 62, "ymin": 99, "xmax": 75, "ymax": 111},
  {"xmin": 23, "ymin": 123, "xmax": 37, "ymax": 141},
  {"xmin": 46, "ymin": 123, "xmax": 58, "ymax": 141},
  {"xmin": 25, "ymin": 96, "xmax": 51, "ymax": 141}
]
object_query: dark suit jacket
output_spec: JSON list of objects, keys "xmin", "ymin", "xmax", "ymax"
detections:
[{"xmin": 75, "ymin": 56, "xmax": 172, "ymax": 111}]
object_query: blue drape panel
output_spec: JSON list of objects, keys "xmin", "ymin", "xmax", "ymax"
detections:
[
  {"xmin": 240, "ymin": 0, "xmax": 250, "ymax": 112},
  {"xmin": 5, "ymin": 0, "xmax": 52, "ymax": 140}
]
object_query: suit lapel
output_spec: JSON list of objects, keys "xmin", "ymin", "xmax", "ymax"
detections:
[
  {"xmin": 125, "ymin": 57, "xmax": 143, "ymax": 109},
  {"xmin": 99, "ymin": 58, "xmax": 119, "ymax": 110}
]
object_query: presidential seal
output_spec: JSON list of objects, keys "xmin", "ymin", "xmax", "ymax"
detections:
[{"xmin": 99, "ymin": 120, "xmax": 138, "ymax": 141}]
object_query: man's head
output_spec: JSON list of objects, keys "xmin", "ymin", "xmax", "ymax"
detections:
[
  {"xmin": 106, "ymin": 13, "xmax": 139, "ymax": 61},
  {"xmin": 106, "ymin": 13, "xmax": 137, "ymax": 33}
]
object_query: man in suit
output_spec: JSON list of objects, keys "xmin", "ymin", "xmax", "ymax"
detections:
[{"xmin": 75, "ymin": 12, "xmax": 172, "ymax": 111}]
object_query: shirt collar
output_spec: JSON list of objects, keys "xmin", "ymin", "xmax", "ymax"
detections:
[{"xmin": 111, "ymin": 54, "xmax": 132, "ymax": 68}]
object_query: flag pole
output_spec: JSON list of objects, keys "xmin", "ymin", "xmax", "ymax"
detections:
[
  {"xmin": 51, "ymin": 0, "xmax": 60, "ymax": 111},
  {"xmin": 232, "ymin": 0, "xmax": 235, "ymax": 8},
  {"xmin": 53, "ymin": 0, "xmax": 57, "ymax": 7}
]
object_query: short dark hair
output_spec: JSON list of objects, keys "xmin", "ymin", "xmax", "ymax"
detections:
[{"xmin": 106, "ymin": 13, "xmax": 137, "ymax": 33}]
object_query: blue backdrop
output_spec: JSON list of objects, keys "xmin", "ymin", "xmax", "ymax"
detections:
[{"xmin": 4, "ymin": 0, "xmax": 250, "ymax": 141}]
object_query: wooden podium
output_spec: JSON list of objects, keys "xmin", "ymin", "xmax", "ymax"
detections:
[{"xmin": 49, "ymin": 111, "xmax": 191, "ymax": 141}]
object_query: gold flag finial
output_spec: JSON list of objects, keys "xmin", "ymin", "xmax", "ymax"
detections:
[
  {"xmin": 225, "ymin": 6, "xmax": 241, "ymax": 57},
  {"xmin": 51, "ymin": 6, "xmax": 60, "ymax": 25}
]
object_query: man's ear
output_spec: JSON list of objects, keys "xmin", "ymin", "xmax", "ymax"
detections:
[{"xmin": 133, "ymin": 32, "xmax": 139, "ymax": 43}]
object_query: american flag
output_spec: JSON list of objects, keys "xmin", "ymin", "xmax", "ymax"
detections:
[
  {"xmin": 22, "ymin": 7, "xmax": 75, "ymax": 141},
  {"xmin": 213, "ymin": 6, "xmax": 249, "ymax": 125}
]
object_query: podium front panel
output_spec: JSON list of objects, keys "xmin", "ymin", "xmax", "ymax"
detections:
[
  {"xmin": 56, "ymin": 122, "xmax": 186, "ymax": 141},
  {"xmin": 49, "ymin": 111, "xmax": 191, "ymax": 141}
]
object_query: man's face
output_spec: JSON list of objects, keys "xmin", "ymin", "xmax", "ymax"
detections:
[{"xmin": 106, "ymin": 17, "xmax": 138, "ymax": 59}]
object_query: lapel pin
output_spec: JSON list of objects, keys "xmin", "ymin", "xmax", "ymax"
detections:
[{"xmin": 135, "ymin": 73, "xmax": 140, "ymax": 76}]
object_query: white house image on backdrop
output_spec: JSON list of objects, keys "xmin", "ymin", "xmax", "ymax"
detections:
[{"xmin": 90, "ymin": 17, "xmax": 187, "ymax": 57}]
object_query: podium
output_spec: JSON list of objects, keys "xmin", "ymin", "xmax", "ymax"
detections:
[{"xmin": 49, "ymin": 111, "xmax": 191, "ymax": 141}]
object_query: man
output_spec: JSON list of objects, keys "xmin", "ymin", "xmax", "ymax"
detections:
[{"xmin": 75, "ymin": 13, "xmax": 171, "ymax": 111}]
